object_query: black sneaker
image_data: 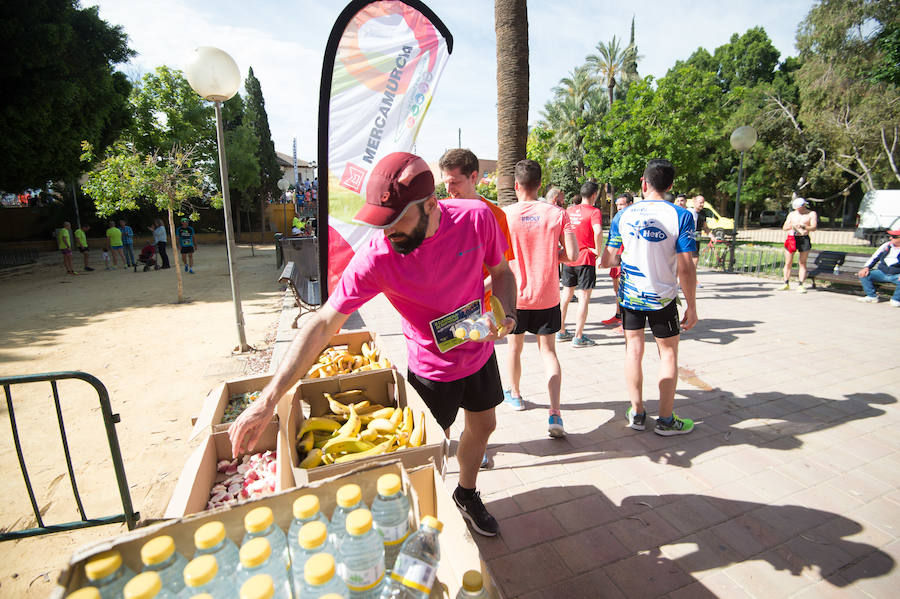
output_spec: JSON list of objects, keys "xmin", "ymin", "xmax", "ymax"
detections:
[
  {"xmin": 625, "ymin": 406, "xmax": 646, "ymax": 431},
  {"xmin": 453, "ymin": 489, "xmax": 499, "ymax": 536}
]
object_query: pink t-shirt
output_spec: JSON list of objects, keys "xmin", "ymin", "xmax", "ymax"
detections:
[
  {"xmin": 328, "ymin": 199, "xmax": 507, "ymax": 382},
  {"xmin": 503, "ymin": 200, "xmax": 573, "ymax": 310}
]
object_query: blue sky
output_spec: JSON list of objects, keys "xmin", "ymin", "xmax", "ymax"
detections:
[{"xmin": 87, "ymin": 0, "xmax": 813, "ymax": 165}]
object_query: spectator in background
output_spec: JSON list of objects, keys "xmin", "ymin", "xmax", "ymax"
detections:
[
  {"xmin": 558, "ymin": 181, "xmax": 602, "ymax": 347},
  {"xmin": 150, "ymin": 218, "xmax": 170, "ymax": 269},
  {"xmin": 689, "ymin": 196, "xmax": 711, "ymax": 286},
  {"xmin": 58, "ymin": 221, "xmax": 77, "ymax": 275},
  {"xmin": 176, "ymin": 217, "xmax": 196, "ymax": 274},
  {"xmin": 780, "ymin": 197, "xmax": 818, "ymax": 293},
  {"xmin": 119, "ymin": 219, "xmax": 135, "ymax": 267},
  {"xmin": 105, "ymin": 220, "xmax": 125, "ymax": 268},
  {"xmin": 674, "ymin": 194, "xmax": 687, "ymax": 208},
  {"xmin": 73, "ymin": 224, "xmax": 94, "ymax": 271},
  {"xmin": 663, "ymin": 192, "xmax": 676, "ymax": 203},
  {"xmin": 545, "ymin": 186, "xmax": 565, "ymax": 209},
  {"xmin": 857, "ymin": 228, "xmax": 900, "ymax": 306},
  {"xmin": 603, "ymin": 193, "xmax": 634, "ymax": 327}
]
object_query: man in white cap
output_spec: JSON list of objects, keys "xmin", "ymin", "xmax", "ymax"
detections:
[
  {"xmin": 229, "ymin": 152, "xmax": 517, "ymax": 537},
  {"xmin": 780, "ymin": 198, "xmax": 818, "ymax": 292}
]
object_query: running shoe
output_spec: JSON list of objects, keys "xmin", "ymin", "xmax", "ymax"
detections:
[
  {"xmin": 188, "ymin": 268, "xmax": 194, "ymax": 274},
  {"xmin": 556, "ymin": 329, "xmax": 574, "ymax": 341},
  {"xmin": 601, "ymin": 315, "xmax": 621, "ymax": 325},
  {"xmin": 480, "ymin": 453, "xmax": 490, "ymax": 469},
  {"xmin": 777, "ymin": 283, "xmax": 789, "ymax": 291},
  {"xmin": 453, "ymin": 489, "xmax": 498, "ymax": 536},
  {"xmin": 891, "ymin": 300, "xmax": 900, "ymax": 308},
  {"xmin": 84, "ymin": 267, "xmax": 95, "ymax": 271},
  {"xmin": 571, "ymin": 335, "xmax": 596, "ymax": 347},
  {"xmin": 655, "ymin": 413, "xmax": 695, "ymax": 436},
  {"xmin": 857, "ymin": 295, "xmax": 878, "ymax": 303},
  {"xmin": 548, "ymin": 414, "xmax": 566, "ymax": 438},
  {"xmin": 503, "ymin": 389, "xmax": 525, "ymax": 411},
  {"xmin": 625, "ymin": 406, "xmax": 646, "ymax": 431},
  {"xmin": 613, "ymin": 325, "xmax": 624, "ymax": 335},
  {"xmin": 184, "ymin": 264, "xmax": 189, "ymax": 272},
  {"xmin": 570, "ymin": 295, "xmax": 578, "ymax": 303},
  {"xmin": 796, "ymin": 285, "xmax": 807, "ymax": 294}
]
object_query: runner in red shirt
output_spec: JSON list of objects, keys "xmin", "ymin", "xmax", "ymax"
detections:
[
  {"xmin": 559, "ymin": 181, "xmax": 602, "ymax": 346},
  {"xmin": 603, "ymin": 193, "xmax": 634, "ymax": 328}
]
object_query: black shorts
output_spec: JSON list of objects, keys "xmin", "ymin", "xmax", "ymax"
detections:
[
  {"xmin": 407, "ymin": 352, "xmax": 503, "ymax": 430},
  {"xmin": 78, "ymin": 247, "xmax": 89, "ymax": 253},
  {"xmin": 561, "ymin": 264, "xmax": 596, "ymax": 290},
  {"xmin": 512, "ymin": 304, "xmax": 561, "ymax": 335},
  {"xmin": 795, "ymin": 235, "xmax": 811, "ymax": 253},
  {"xmin": 622, "ymin": 301, "xmax": 680, "ymax": 339},
  {"xmin": 180, "ymin": 245, "xmax": 195, "ymax": 254}
]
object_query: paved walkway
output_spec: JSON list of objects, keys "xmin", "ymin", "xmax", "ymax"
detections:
[{"xmin": 356, "ymin": 269, "xmax": 900, "ymax": 598}]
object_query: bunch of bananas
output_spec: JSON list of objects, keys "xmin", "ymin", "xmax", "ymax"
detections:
[
  {"xmin": 304, "ymin": 342, "xmax": 392, "ymax": 379},
  {"xmin": 296, "ymin": 389, "xmax": 426, "ymax": 469}
]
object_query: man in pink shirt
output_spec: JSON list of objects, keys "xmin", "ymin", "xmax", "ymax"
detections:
[
  {"xmin": 559, "ymin": 180, "xmax": 603, "ymax": 347},
  {"xmin": 503, "ymin": 160, "xmax": 577, "ymax": 437},
  {"xmin": 229, "ymin": 152, "xmax": 517, "ymax": 537}
]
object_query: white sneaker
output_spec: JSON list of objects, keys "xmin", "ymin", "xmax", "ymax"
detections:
[
  {"xmin": 890, "ymin": 299, "xmax": 900, "ymax": 307},
  {"xmin": 796, "ymin": 285, "xmax": 807, "ymax": 294},
  {"xmin": 857, "ymin": 296, "xmax": 878, "ymax": 303}
]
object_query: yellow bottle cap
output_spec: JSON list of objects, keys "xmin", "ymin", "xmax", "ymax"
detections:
[
  {"xmin": 453, "ymin": 327, "xmax": 467, "ymax": 339},
  {"xmin": 304, "ymin": 553, "xmax": 336, "ymax": 586},
  {"xmin": 462, "ymin": 570, "xmax": 484, "ymax": 592},
  {"xmin": 66, "ymin": 588, "xmax": 101, "ymax": 599},
  {"xmin": 84, "ymin": 550, "xmax": 123, "ymax": 581},
  {"xmin": 239, "ymin": 537, "xmax": 272, "ymax": 569},
  {"xmin": 123, "ymin": 571, "xmax": 162, "ymax": 599},
  {"xmin": 377, "ymin": 473, "xmax": 402, "ymax": 497},
  {"xmin": 468, "ymin": 329, "xmax": 482, "ymax": 341},
  {"xmin": 140, "ymin": 535, "xmax": 176, "ymax": 566},
  {"xmin": 299, "ymin": 521, "xmax": 328, "ymax": 550},
  {"xmin": 421, "ymin": 515, "xmax": 443, "ymax": 532},
  {"xmin": 183, "ymin": 555, "xmax": 218, "ymax": 588},
  {"xmin": 336, "ymin": 483, "xmax": 361, "ymax": 508},
  {"xmin": 194, "ymin": 521, "xmax": 226, "ymax": 550},
  {"xmin": 319, "ymin": 595, "xmax": 344, "ymax": 599},
  {"xmin": 244, "ymin": 506, "xmax": 274, "ymax": 533},
  {"xmin": 239, "ymin": 573, "xmax": 275, "ymax": 599},
  {"xmin": 292, "ymin": 494, "xmax": 321, "ymax": 520},
  {"xmin": 346, "ymin": 508, "xmax": 373, "ymax": 536},
  {"xmin": 189, "ymin": 595, "xmax": 213, "ymax": 599}
]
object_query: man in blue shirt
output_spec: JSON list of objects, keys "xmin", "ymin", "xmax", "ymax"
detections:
[
  {"xmin": 602, "ymin": 159, "xmax": 698, "ymax": 436},
  {"xmin": 177, "ymin": 218, "xmax": 197, "ymax": 273},
  {"xmin": 118, "ymin": 219, "xmax": 135, "ymax": 267}
]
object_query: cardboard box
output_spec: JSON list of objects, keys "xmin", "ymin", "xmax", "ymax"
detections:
[
  {"xmin": 189, "ymin": 373, "xmax": 285, "ymax": 440},
  {"xmin": 282, "ymin": 369, "xmax": 447, "ymax": 485},
  {"xmin": 303, "ymin": 329, "xmax": 391, "ymax": 382},
  {"xmin": 53, "ymin": 461, "xmax": 500, "ymax": 598},
  {"xmin": 164, "ymin": 420, "xmax": 293, "ymax": 518}
]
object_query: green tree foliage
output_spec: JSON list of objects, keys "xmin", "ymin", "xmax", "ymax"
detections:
[
  {"xmin": 213, "ymin": 92, "xmax": 262, "ymax": 233},
  {"xmin": 0, "ymin": 1, "xmax": 133, "ymax": 191},
  {"xmin": 586, "ymin": 36, "xmax": 637, "ymax": 108},
  {"xmin": 243, "ymin": 67, "xmax": 282, "ymax": 201}
]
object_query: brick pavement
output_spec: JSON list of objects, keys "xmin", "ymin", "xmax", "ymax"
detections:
[{"xmin": 353, "ymin": 269, "xmax": 900, "ymax": 598}]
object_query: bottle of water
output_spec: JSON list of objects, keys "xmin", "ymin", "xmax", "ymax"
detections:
[
  {"xmin": 291, "ymin": 521, "xmax": 336, "ymax": 594},
  {"xmin": 288, "ymin": 494, "xmax": 330, "ymax": 564},
  {"xmin": 370, "ymin": 474, "xmax": 411, "ymax": 573},
  {"xmin": 379, "ymin": 516, "xmax": 443, "ymax": 599},
  {"xmin": 467, "ymin": 314, "xmax": 496, "ymax": 341},
  {"xmin": 330, "ymin": 484, "xmax": 363, "ymax": 550},
  {"xmin": 140, "ymin": 535, "xmax": 188, "ymax": 595},
  {"xmin": 83, "ymin": 549, "xmax": 135, "ymax": 599},
  {"xmin": 194, "ymin": 521, "xmax": 240, "ymax": 581},
  {"xmin": 338, "ymin": 509, "xmax": 385, "ymax": 599},
  {"xmin": 182, "ymin": 555, "xmax": 237, "ymax": 598},
  {"xmin": 243, "ymin": 506, "xmax": 291, "ymax": 572},
  {"xmin": 452, "ymin": 319, "xmax": 475, "ymax": 340},
  {"xmin": 122, "ymin": 571, "xmax": 176, "ymax": 599},
  {"xmin": 455, "ymin": 570, "xmax": 489, "ymax": 598},
  {"xmin": 236, "ymin": 538, "xmax": 292, "ymax": 599},
  {"xmin": 66, "ymin": 588, "xmax": 101, "ymax": 599},
  {"xmin": 239, "ymin": 573, "xmax": 278, "ymax": 599},
  {"xmin": 299, "ymin": 553, "xmax": 348, "ymax": 599}
]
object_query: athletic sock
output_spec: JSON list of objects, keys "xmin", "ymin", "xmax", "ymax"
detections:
[
  {"xmin": 455, "ymin": 485, "xmax": 476, "ymax": 500},
  {"xmin": 658, "ymin": 415, "xmax": 675, "ymax": 425},
  {"xmin": 549, "ymin": 408, "xmax": 561, "ymax": 417}
]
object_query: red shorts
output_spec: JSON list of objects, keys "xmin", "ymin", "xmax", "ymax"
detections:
[{"xmin": 609, "ymin": 267, "xmax": 621, "ymax": 279}]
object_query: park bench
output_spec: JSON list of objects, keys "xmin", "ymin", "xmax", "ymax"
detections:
[{"xmin": 807, "ymin": 250, "xmax": 897, "ymax": 294}]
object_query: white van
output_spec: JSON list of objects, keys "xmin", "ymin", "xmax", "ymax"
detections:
[{"xmin": 855, "ymin": 190, "xmax": 900, "ymax": 245}]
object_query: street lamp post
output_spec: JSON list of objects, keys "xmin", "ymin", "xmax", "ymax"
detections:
[
  {"xmin": 728, "ymin": 126, "xmax": 758, "ymax": 271},
  {"xmin": 185, "ymin": 46, "xmax": 249, "ymax": 352},
  {"xmin": 277, "ymin": 178, "xmax": 290, "ymax": 235}
]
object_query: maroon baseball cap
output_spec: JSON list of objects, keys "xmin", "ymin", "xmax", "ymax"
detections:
[{"xmin": 353, "ymin": 152, "xmax": 435, "ymax": 229}]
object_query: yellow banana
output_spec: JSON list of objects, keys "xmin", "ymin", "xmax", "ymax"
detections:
[
  {"xmin": 322, "ymin": 436, "xmax": 375, "ymax": 455},
  {"xmin": 359, "ymin": 428, "xmax": 379, "ymax": 443},
  {"xmin": 299, "ymin": 448, "xmax": 323, "ymax": 469},
  {"xmin": 334, "ymin": 389, "xmax": 366, "ymax": 400},
  {"xmin": 336, "ymin": 404, "xmax": 360, "ymax": 438},
  {"xmin": 400, "ymin": 406, "xmax": 413, "ymax": 435},
  {"xmin": 369, "ymin": 407, "xmax": 396, "ymax": 420},
  {"xmin": 389, "ymin": 407, "xmax": 403, "ymax": 428},
  {"xmin": 351, "ymin": 400, "xmax": 370, "ymax": 411},
  {"xmin": 326, "ymin": 395, "xmax": 351, "ymax": 416},
  {"xmin": 296, "ymin": 430, "xmax": 315, "ymax": 454},
  {"xmin": 322, "ymin": 453, "xmax": 335, "ymax": 465},
  {"xmin": 490, "ymin": 295, "xmax": 507, "ymax": 335},
  {"xmin": 410, "ymin": 411, "xmax": 425, "ymax": 447},
  {"xmin": 356, "ymin": 404, "xmax": 384, "ymax": 416},
  {"xmin": 378, "ymin": 358, "xmax": 392, "ymax": 369},
  {"xmin": 333, "ymin": 436, "xmax": 396, "ymax": 463},
  {"xmin": 298, "ymin": 417, "xmax": 341, "ymax": 438},
  {"xmin": 367, "ymin": 418, "xmax": 396, "ymax": 434}
]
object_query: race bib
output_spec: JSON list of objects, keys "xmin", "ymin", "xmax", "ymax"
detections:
[{"xmin": 429, "ymin": 299, "xmax": 481, "ymax": 353}]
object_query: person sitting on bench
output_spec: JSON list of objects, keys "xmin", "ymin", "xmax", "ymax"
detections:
[{"xmin": 857, "ymin": 228, "xmax": 900, "ymax": 306}]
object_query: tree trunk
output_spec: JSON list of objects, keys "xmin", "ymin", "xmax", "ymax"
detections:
[
  {"xmin": 166, "ymin": 202, "xmax": 184, "ymax": 303},
  {"xmin": 495, "ymin": 0, "xmax": 529, "ymax": 207},
  {"xmin": 608, "ymin": 84, "xmax": 614, "ymax": 108},
  {"xmin": 259, "ymin": 192, "xmax": 265, "ymax": 244}
]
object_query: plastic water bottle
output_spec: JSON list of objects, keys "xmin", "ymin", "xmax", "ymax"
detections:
[
  {"xmin": 370, "ymin": 474, "xmax": 411, "ymax": 573},
  {"xmin": 140, "ymin": 535, "xmax": 188, "ymax": 595},
  {"xmin": 243, "ymin": 506, "xmax": 291, "ymax": 572},
  {"xmin": 299, "ymin": 553, "xmax": 349, "ymax": 599},
  {"xmin": 291, "ymin": 521, "xmax": 336, "ymax": 594},
  {"xmin": 455, "ymin": 570, "xmax": 489, "ymax": 598},
  {"xmin": 240, "ymin": 573, "xmax": 278, "ymax": 599},
  {"xmin": 83, "ymin": 549, "xmax": 135, "ymax": 599},
  {"xmin": 182, "ymin": 555, "xmax": 237, "ymax": 598},
  {"xmin": 236, "ymin": 538, "xmax": 292, "ymax": 599},
  {"xmin": 379, "ymin": 516, "xmax": 443, "ymax": 599},
  {"xmin": 288, "ymin": 494, "xmax": 330, "ymax": 564},
  {"xmin": 330, "ymin": 484, "xmax": 364, "ymax": 550},
  {"xmin": 194, "ymin": 521, "xmax": 240, "ymax": 581},
  {"xmin": 65, "ymin": 588, "xmax": 101, "ymax": 599},
  {"xmin": 122, "ymin": 571, "xmax": 176, "ymax": 599},
  {"xmin": 466, "ymin": 314, "xmax": 496, "ymax": 341},
  {"xmin": 338, "ymin": 509, "xmax": 385, "ymax": 598}
]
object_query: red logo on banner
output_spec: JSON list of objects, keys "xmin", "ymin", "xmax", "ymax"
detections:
[{"xmin": 340, "ymin": 163, "xmax": 367, "ymax": 193}]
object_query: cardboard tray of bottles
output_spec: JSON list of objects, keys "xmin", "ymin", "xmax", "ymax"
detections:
[
  {"xmin": 281, "ymin": 368, "xmax": 448, "ymax": 486},
  {"xmin": 52, "ymin": 460, "xmax": 501, "ymax": 598}
]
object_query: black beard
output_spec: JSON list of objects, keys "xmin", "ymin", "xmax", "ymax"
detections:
[{"xmin": 388, "ymin": 205, "xmax": 429, "ymax": 255}]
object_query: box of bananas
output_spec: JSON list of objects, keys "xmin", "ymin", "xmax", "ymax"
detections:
[
  {"xmin": 283, "ymin": 369, "xmax": 446, "ymax": 484},
  {"xmin": 303, "ymin": 330, "xmax": 392, "ymax": 380}
]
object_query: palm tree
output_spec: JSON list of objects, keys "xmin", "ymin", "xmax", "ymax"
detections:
[
  {"xmin": 541, "ymin": 65, "xmax": 605, "ymax": 178},
  {"xmin": 586, "ymin": 36, "xmax": 638, "ymax": 107},
  {"xmin": 495, "ymin": 0, "xmax": 529, "ymax": 206}
]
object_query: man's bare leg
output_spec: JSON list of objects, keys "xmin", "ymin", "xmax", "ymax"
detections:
[
  {"xmin": 782, "ymin": 249, "xmax": 794, "ymax": 285},
  {"xmin": 797, "ymin": 250, "xmax": 809, "ymax": 285},
  {"xmin": 624, "ymin": 328, "xmax": 645, "ymax": 414},
  {"xmin": 559, "ymin": 286, "xmax": 575, "ymax": 331},
  {"xmin": 458, "ymin": 408, "xmax": 496, "ymax": 488},
  {"xmin": 506, "ymin": 333, "xmax": 524, "ymax": 398},
  {"xmin": 535, "ymin": 333, "xmax": 562, "ymax": 412},
  {"xmin": 574, "ymin": 288, "xmax": 592, "ymax": 337},
  {"xmin": 655, "ymin": 335, "xmax": 679, "ymax": 419}
]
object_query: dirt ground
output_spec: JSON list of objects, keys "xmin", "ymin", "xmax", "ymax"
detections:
[{"xmin": 0, "ymin": 244, "xmax": 284, "ymax": 597}]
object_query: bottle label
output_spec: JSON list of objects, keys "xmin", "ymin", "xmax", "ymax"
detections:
[
  {"xmin": 339, "ymin": 561, "xmax": 385, "ymax": 591},
  {"xmin": 377, "ymin": 522, "xmax": 411, "ymax": 546},
  {"xmin": 429, "ymin": 299, "xmax": 481, "ymax": 352},
  {"xmin": 390, "ymin": 554, "xmax": 437, "ymax": 594}
]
